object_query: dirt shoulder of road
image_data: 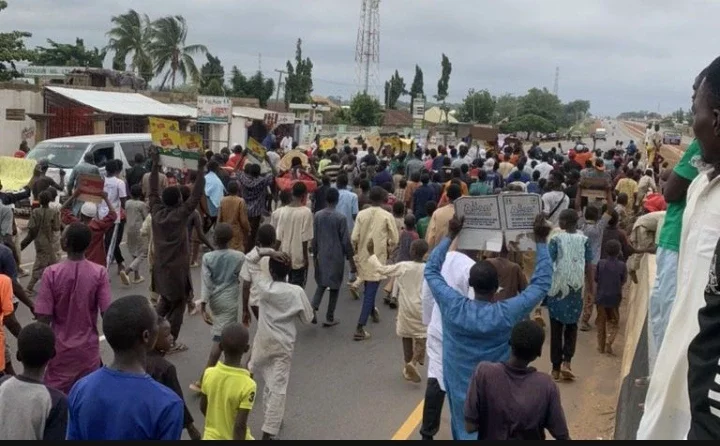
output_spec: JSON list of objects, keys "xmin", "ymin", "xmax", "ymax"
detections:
[{"xmin": 622, "ymin": 121, "xmax": 685, "ymax": 166}]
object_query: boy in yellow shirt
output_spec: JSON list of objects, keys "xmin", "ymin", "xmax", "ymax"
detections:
[{"xmin": 200, "ymin": 323, "xmax": 256, "ymax": 440}]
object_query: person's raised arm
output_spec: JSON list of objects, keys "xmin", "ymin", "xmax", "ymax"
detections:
[
  {"xmin": 498, "ymin": 215, "xmax": 553, "ymax": 318},
  {"xmin": 183, "ymin": 156, "xmax": 207, "ymax": 214},
  {"xmin": 149, "ymin": 147, "xmax": 161, "ymax": 209},
  {"xmin": 424, "ymin": 217, "xmax": 467, "ymax": 311}
]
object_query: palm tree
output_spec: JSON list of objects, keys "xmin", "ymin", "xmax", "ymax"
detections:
[
  {"xmin": 106, "ymin": 9, "xmax": 153, "ymax": 82},
  {"xmin": 150, "ymin": 15, "xmax": 207, "ymax": 90}
]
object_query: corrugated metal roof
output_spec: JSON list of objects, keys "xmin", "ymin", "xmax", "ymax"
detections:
[
  {"xmin": 166, "ymin": 103, "xmax": 197, "ymax": 118},
  {"xmin": 45, "ymin": 86, "xmax": 193, "ymax": 118},
  {"xmin": 232, "ymin": 106, "xmax": 274, "ymax": 120}
]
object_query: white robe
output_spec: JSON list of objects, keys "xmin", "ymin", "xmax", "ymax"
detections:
[
  {"xmin": 638, "ymin": 172, "xmax": 720, "ymax": 439},
  {"xmin": 420, "ymin": 252, "xmax": 475, "ymax": 391},
  {"xmin": 246, "ymin": 252, "xmax": 313, "ymax": 436}
]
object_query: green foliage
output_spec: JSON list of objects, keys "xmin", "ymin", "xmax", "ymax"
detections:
[
  {"xmin": 616, "ymin": 111, "xmax": 661, "ymax": 120},
  {"xmin": 229, "ymin": 67, "xmax": 274, "ymax": 107},
  {"xmin": 435, "ymin": 54, "xmax": 452, "ymax": 102},
  {"xmin": 559, "ymin": 99, "xmax": 591, "ymax": 128},
  {"xmin": 500, "ymin": 113, "xmax": 556, "ymax": 134},
  {"xmin": 517, "ymin": 88, "xmax": 563, "ymax": 124},
  {"xmin": 350, "ymin": 93, "xmax": 383, "ymax": 126},
  {"xmin": 383, "ymin": 69, "xmax": 406, "ymax": 109},
  {"xmin": 198, "ymin": 53, "xmax": 225, "ymax": 96},
  {"xmin": 150, "ymin": 15, "xmax": 207, "ymax": 89},
  {"xmin": 0, "ymin": 0, "xmax": 35, "ymax": 81},
  {"xmin": 34, "ymin": 38, "xmax": 106, "ymax": 68},
  {"xmin": 284, "ymin": 38, "xmax": 313, "ymax": 105},
  {"xmin": 494, "ymin": 94, "xmax": 519, "ymax": 123},
  {"xmin": 673, "ymin": 108, "xmax": 685, "ymax": 123},
  {"xmin": 327, "ymin": 108, "xmax": 351, "ymax": 125},
  {"xmin": 409, "ymin": 65, "xmax": 424, "ymax": 111},
  {"xmin": 456, "ymin": 89, "xmax": 495, "ymax": 123},
  {"xmin": 106, "ymin": 9, "xmax": 153, "ymax": 82}
]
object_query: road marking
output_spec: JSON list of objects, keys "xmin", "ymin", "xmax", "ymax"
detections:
[{"xmin": 391, "ymin": 399, "xmax": 424, "ymax": 440}]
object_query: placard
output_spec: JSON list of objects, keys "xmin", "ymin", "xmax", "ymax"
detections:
[
  {"xmin": 76, "ymin": 174, "xmax": 104, "ymax": 204},
  {"xmin": 454, "ymin": 193, "xmax": 542, "ymax": 252},
  {"xmin": 149, "ymin": 117, "xmax": 202, "ymax": 170}
]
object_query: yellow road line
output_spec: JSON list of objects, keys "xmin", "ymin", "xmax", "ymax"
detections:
[{"xmin": 391, "ymin": 399, "xmax": 424, "ymax": 440}]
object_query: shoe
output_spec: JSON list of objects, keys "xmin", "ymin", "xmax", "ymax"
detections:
[
  {"xmin": 311, "ymin": 310, "xmax": 317, "ymax": 325},
  {"xmin": 579, "ymin": 321, "xmax": 591, "ymax": 332},
  {"xmin": 119, "ymin": 270, "xmax": 130, "ymax": 286},
  {"xmin": 560, "ymin": 362, "xmax": 575, "ymax": 381},
  {"xmin": 18, "ymin": 269, "xmax": 29, "ymax": 278},
  {"xmin": 322, "ymin": 319, "xmax": 339, "ymax": 327},
  {"xmin": 551, "ymin": 370, "xmax": 561, "ymax": 382},
  {"xmin": 403, "ymin": 362, "xmax": 422, "ymax": 383},
  {"xmin": 388, "ymin": 297, "xmax": 398, "ymax": 310},
  {"xmin": 353, "ymin": 328, "xmax": 371, "ymax": 341},
  {"xmin": 371, "ymin": 307, "xmax": 380, "ymax": 323},
  {"xmin": 349, "ymin": 286, "xmax": 360, "ymax": 300},
  {"xmin": 131, "ymin": 276, "xmax": 145, "ymax": 284},
  {"xmin": 190, "ymin": 262, "xmax": 200, "ymax": 268}
]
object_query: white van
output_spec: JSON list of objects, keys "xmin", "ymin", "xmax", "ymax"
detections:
[{"xmin": 25, "ymin": 133, "xmax": 151, "ymax": 198}]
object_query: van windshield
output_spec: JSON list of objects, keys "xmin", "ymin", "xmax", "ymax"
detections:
[{"xmin": 26, "ymin": 142, "xmax": 89, "ymax": 169}]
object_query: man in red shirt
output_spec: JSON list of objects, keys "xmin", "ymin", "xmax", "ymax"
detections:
[
  {"xmin": 60, "ymin": 190, "xmax": 116, "ymax": 267},
  {"xmin": 13, "ymin": 141, "xmax": 29, "ymax": 158}
]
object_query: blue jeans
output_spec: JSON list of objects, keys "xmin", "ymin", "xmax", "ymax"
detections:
[
  {"xmin": 648, "ymin": 247, "xmax": 679, "ymax": 371},
  {"xmin": 357, "ymin": 281, "xmax": 380, "ymax": 326}
]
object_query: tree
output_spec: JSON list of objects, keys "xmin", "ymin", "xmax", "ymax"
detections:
[
  {"xmin": 284, "ymin": 38, "xmax": 313, "ymax": 105},
  {"xmin": 409, "ymin": 65, "xmax": 424, "ymax": 112},
  {"xmin": 457, "ymin": 89, "xmax": 495, "ymax": 123},
  {"xmin": 228, "ymin": 67, "xmax": 275, "ymax": 107},
  {"xmin": 34, "ymin": 38, "xmax": 106, "ymax": 68},
  {"xmin": 0, "ymin": 0, "xmax": 35, "ymax": 81},
  {"xmin": 198, "ymin": 53, "xmax": 225, "ymax": 96},
  {"xmin": 150, "ymin": 15, "xmax": 207, "ymax": 89},
  {"xmin": 434, "ymin": 54, "xmax": 452, "ymax": 102},
  {"xmin": 247, "ymin": 71, "xmax": 275, "ymax": 107},
  {"xmin": 494, "ymin": 94, "xmax": 519, "ymax": 123},
  {"xmin": 349, "ymin": 93, "xmax": 383, "ymax": 126},
  {"xmin": 500, "ymin": 113, "xmax": 556, "ymax": 135},
  {"xmin": 673, "ymin": 108, "xmax": 685, "ymax": 123},
  {"xmin": 517, "ymin": 88, "xmax": 563, "ymax": 126},
  {"xmin": 560, "ymin": 99, "xmax": 591, "ymax": 128},
  {"xmin": 106, "ymin": 9, "xmax": 153, "ymax": 81},
  {"xmin": 685, "ymin": 109, "xmax": 694, "ymax": 127},
  {"xmin": 383, "ymin": 70, "xmax": 406, "ymax": 109}
]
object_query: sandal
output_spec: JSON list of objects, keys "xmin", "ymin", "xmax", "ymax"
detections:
[
  {"xmin": 167, "ymin": 342, "xmax": 189, "ymax": 355},
  {"xmin": 119, "ymin": 270, "xmax": 130, "ymax": 286}
]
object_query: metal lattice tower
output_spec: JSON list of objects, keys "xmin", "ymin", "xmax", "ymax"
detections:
[
  {"xmin": 355, "ymin": 0, "xmax": 381, "ymax": 99},
  {"xmin": 553, "ymin": 66, "xmax": 559, "ymax": 97}
]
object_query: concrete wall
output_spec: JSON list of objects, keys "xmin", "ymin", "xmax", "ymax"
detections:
[
  {"xmin": 614, "ymin": 254, "xmax": 655, "ymax": 439},
  {"xmin": 0, "ymin": 83, "xmax": 43, "ymax": 156}
]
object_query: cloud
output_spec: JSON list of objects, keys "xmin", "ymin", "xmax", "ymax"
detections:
[{"xmin": 2, "ymin": 0, "xmax": 715, "ymax": 114}]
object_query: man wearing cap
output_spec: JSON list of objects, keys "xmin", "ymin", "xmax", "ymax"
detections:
[{"xmin": 60, "ymin": 190, "xmax": 117, "ymax": 267}]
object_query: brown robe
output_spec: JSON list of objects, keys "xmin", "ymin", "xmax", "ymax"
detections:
[
  {"xmin": 149, "ymin": 165, "xmax": 205, "ymax": 302},
  {"xmin": 218, "ymin": 195, "xmax": 250, "ymax": 252}
]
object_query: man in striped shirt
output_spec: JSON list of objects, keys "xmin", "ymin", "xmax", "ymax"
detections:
[{"xmin": 323, "ymin": 154, "xmax": 342, "ymax": 184}]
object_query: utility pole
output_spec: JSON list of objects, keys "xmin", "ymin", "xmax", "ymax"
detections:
[{"xmin": 274, "ymin": 69, "xmax": 287, "ymax": 105}]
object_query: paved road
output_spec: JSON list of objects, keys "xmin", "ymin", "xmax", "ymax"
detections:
[{"xmin": 7, "ymin": 150, "xmax": 632, "ymax": 440}]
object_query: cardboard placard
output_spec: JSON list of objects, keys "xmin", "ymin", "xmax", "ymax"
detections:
[
  {"xmin": 149, "ymin": 117, "xmax": 202, "ymax": 170},
  {"xmin": 454, "ymin": 193, "xmax": 542, "ymax": 252},
  {"xmin": 76, "ymin": 174, "xmax": 104, "ymax": 204},
  {"xmin": 247, "ymin": 137, "xmax": 267, "ymax": 159}
]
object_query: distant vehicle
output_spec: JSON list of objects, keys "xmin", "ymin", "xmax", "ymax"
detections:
[
  {"xmin": 545, "ymin": 132, "xmax": 559, "ymax": 141},
  {"xmin": 593, "ymin": 128, "xmax": 607, "ymax": 141},
  {"xmin": 663, "ymin": 132, "xmax": 682, "ymax": 145}
]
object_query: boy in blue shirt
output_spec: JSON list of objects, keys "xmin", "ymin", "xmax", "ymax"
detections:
[{"xmin": 67, "ymin": 295, "xmax": 184, "ymax": 440}]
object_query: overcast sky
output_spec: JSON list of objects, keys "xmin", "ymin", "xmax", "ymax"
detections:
[{"xmin": 3, "ymin": 0, "xmax": 716, "ymax": 115}]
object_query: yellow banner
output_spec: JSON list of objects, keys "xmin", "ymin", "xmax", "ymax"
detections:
[
  {"xmin": 319, "ymin": 138, "xmax": 335, "ymax": 152},
  {"xmin": 179, "ymin": 131, "xmax": 203, "ymax": 151},
  {"xmin": 247, "ymin": 137, "xmax": 266, "ymax": 159},
  {"xmin": 149, "ymin": 117, "xmax": 182, "ymax": 149},
  {"xmin": 0, "ymin": 157, "xmax": 36, "ymax": 191}
]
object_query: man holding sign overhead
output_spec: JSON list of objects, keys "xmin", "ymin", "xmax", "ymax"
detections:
[{"xmin": 424, "ymin": 215, "xmax": 552, "ymax": 440}]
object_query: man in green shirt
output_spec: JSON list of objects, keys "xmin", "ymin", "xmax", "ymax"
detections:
[
  {"xmin": 416, "ymin": 201, "xmax": 437, "ymax": 240},
  {"xmin": 648, "ymin": 139, "xmax": 701, "ymax": 368}
]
